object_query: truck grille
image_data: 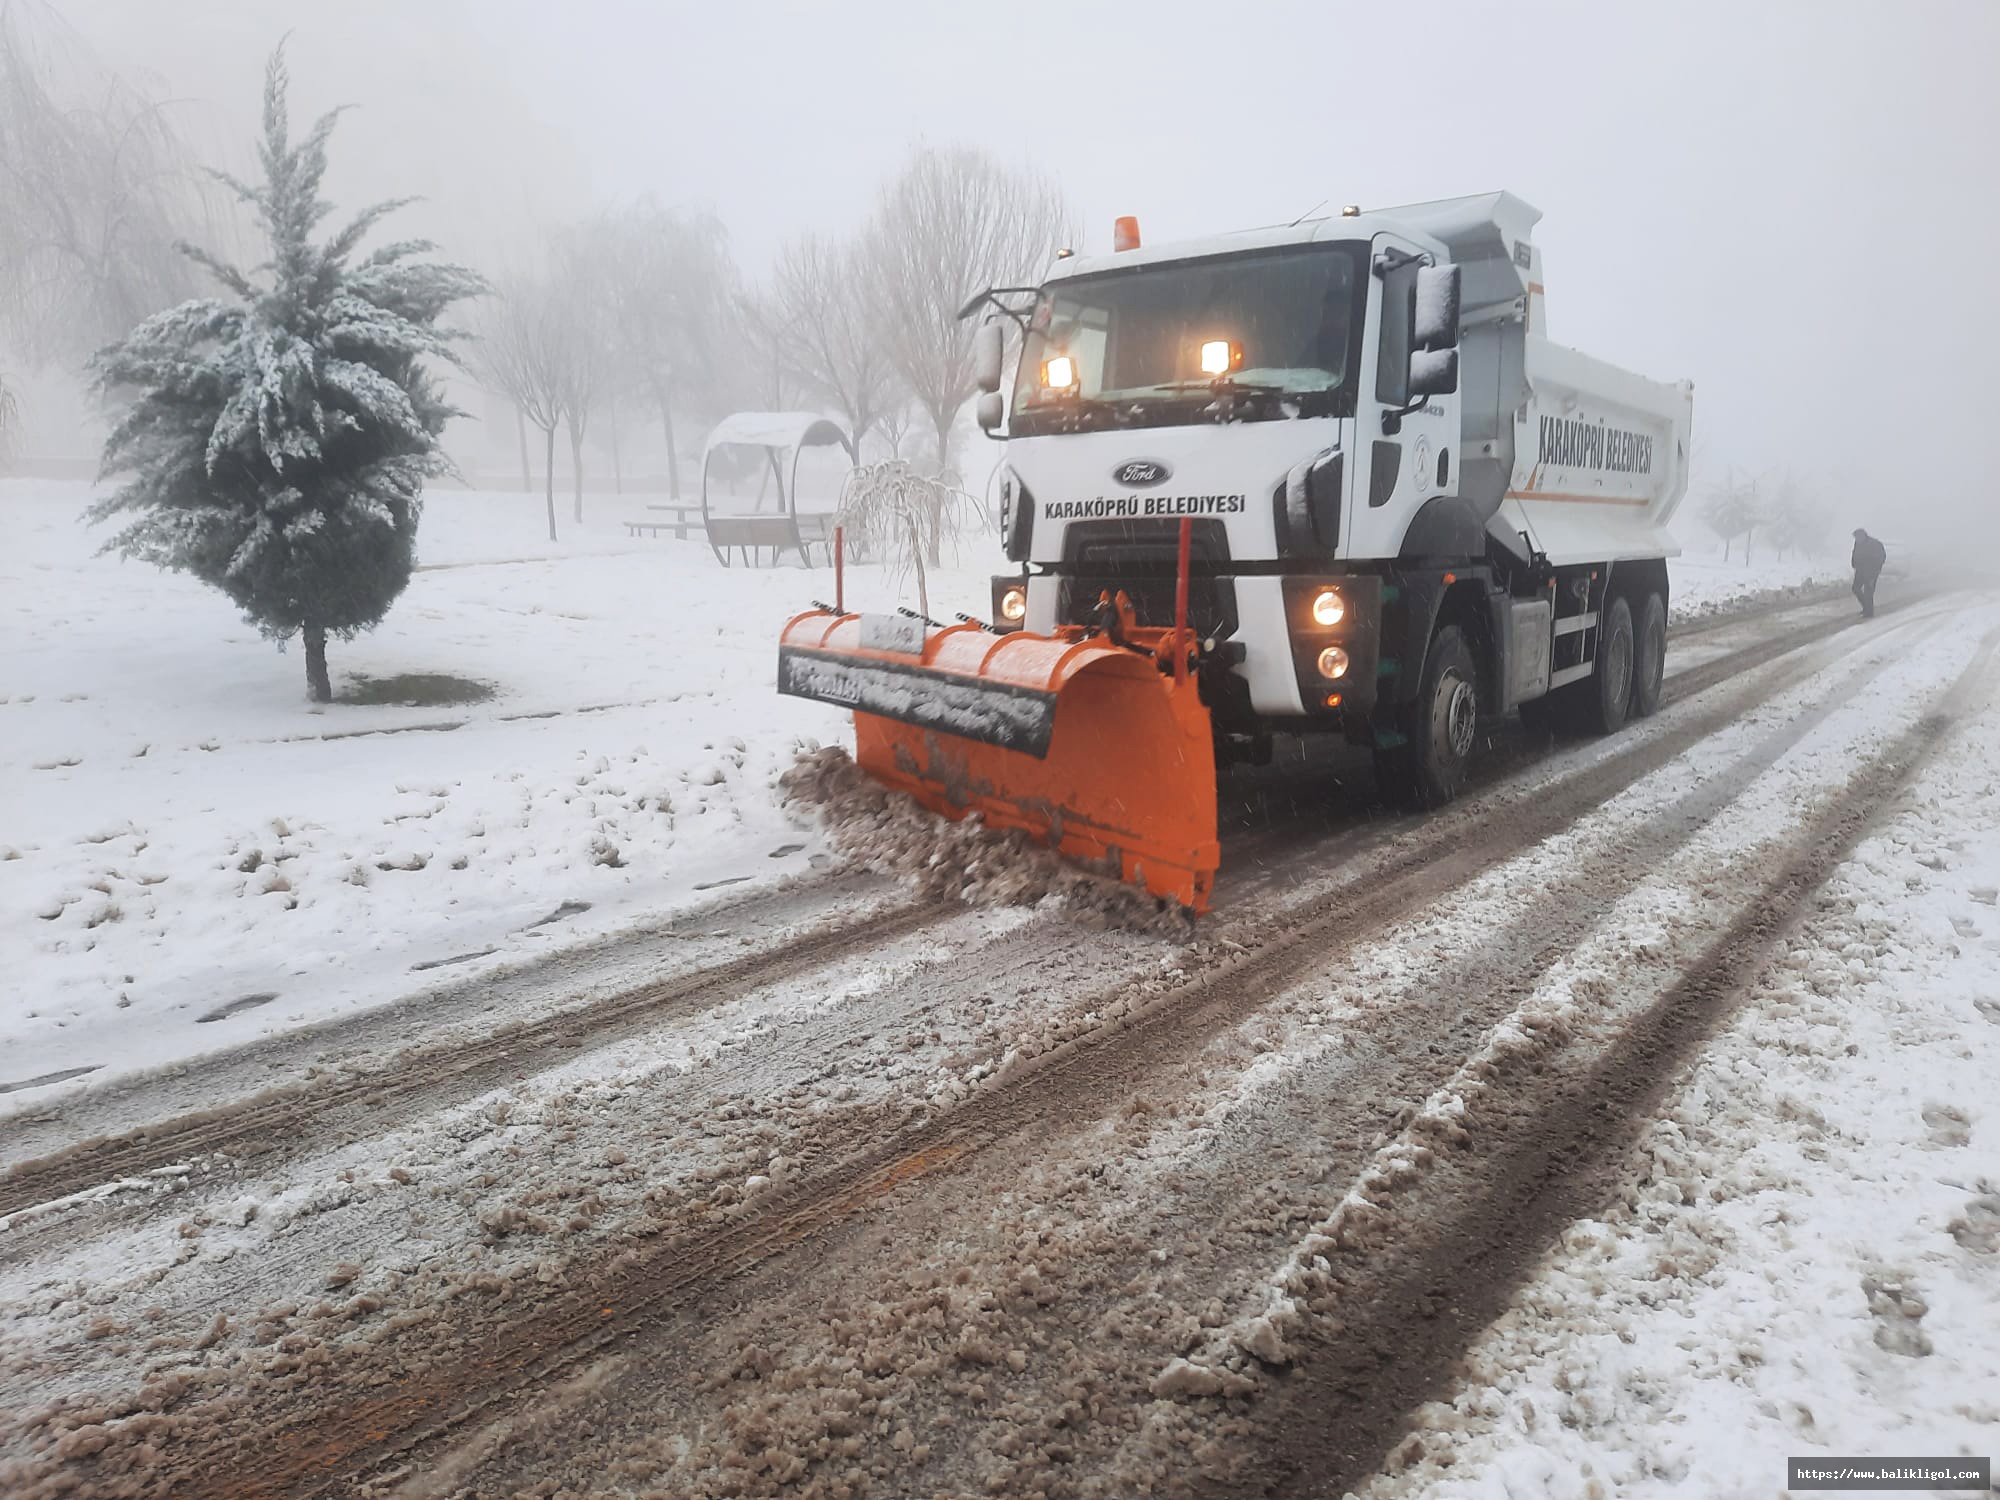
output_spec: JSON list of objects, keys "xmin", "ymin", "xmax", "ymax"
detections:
[{"xmin": 1055, "ymin": 519, "xmax": 1238, "ymax": 641}]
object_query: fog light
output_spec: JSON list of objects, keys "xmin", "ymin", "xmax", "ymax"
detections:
[
  {"xmin": 1200, "ymin": 339, "xmax": 1232, "ymax": 376},
  {"xmin": 999, "ymin": 585, "xmax": 1028, "ymax": 622},
  {"xmin": 1317, "ymin": 645, "xmax": 1350, "ymax": 680},
  {"xmin": 1310, "ymin": 588, "xmax": 1345, "ymax": 626}
]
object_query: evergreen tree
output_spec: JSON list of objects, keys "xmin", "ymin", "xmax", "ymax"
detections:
[{"xmin": 89, "ymin": 48, "xmax": 482, "ymax": 702}]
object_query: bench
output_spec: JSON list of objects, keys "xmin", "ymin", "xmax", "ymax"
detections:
[
  {"xmin": 703, "ymin": 512, "xmax": 836, "ymax": 568},
  {"xmin": 624, "ymin": 520, "xmax": 679, "ymax": 538}
]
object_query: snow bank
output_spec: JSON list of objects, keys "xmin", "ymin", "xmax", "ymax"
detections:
[{"xmin": 1667, "ymin": 548, "xmax": 1843, "ymax": 623}]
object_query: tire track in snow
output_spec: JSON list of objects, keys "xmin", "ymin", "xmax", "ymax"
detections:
[
  {"xmin": 84, "ymin": 598, "xmax": 1965, "ymax": 1499},
  {"xmin": 0, "ymin": 894, "xmax": 952, "ymax": 1224},
  {"xmin": 1201, "ymin": 628, "xmax": 2000, "ymax": 1500}
]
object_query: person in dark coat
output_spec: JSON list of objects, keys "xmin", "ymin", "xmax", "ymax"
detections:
[{"xmin": 1851, "ymin": 527, "xmax": 1886, "ymax": 618}]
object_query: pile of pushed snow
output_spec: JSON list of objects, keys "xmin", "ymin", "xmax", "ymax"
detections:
[{"xmin": 780, "ymin": 746, "xmax": 1191, "ymax": 937}]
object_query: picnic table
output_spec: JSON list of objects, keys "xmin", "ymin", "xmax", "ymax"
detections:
[{"xmin": 640, "ymin": 503, "xmax": 705, "ymax": 538}]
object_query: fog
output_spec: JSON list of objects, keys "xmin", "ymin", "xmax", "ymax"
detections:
[{"xmin": 9, "ymin": 0, "xmax": 1998, "ymax": 549}]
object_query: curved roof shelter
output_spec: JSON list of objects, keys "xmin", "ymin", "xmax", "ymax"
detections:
[
  {"xmin": 703, "ymin": 412, "xmax": 855, "ymax": 462},
  {"xmin": 700, "ymin": 411, "xmax": 855, "ymax": 568}
]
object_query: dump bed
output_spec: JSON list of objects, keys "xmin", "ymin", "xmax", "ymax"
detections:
[
  {"xmin": 1385, "ymin": 192, "xmax": 1693, "ymax": 568},
  {"xmin": 1499, "ymin": 336, "xmax": 1694, "ymax": 568}
]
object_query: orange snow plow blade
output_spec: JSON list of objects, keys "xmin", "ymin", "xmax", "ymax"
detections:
[{"xmin": 778, "ymin": 610, "xmax": 1219, "ymax": 912}]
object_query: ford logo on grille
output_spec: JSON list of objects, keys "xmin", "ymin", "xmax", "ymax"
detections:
[{"xmin": 1112, "ymin": 459, "xmax": 1171, "ymax": 487}]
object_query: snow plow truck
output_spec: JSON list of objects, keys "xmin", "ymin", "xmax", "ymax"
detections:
[{"xmin": 778, "ymin": 192, "xmax": 1692, "ymax": 914}]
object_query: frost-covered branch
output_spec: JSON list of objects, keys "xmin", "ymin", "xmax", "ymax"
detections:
[{"xmin": 836, "ymin": 459, "xmax": 984, "ymax": 579}]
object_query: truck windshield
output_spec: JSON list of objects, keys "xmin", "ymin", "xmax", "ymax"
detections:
[{"xmin": 1011, "ymin": 243, "xmax": 1365, "ymax": 433}]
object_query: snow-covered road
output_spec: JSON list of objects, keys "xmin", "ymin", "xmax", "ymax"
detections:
[{"xmin": 4, "ymin": 500, "xmax": 1992, "ymax": 1498}]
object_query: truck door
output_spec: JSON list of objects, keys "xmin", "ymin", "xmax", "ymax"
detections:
[{"xmin": 1344, "ymin": 233, "xmax": 1460, "ymax": 563}]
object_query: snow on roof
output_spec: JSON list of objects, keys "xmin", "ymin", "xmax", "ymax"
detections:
[{"xmin": 703, "ymin": 412, "xmax": 854, "ymax": 458}]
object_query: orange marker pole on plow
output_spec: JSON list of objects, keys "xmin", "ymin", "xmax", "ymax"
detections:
[{"xmin": 1172, "ymin": 516, "xmax": 1191, "ymax": 686}]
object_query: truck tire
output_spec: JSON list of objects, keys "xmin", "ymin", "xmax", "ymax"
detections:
[
  {"xmin": 1631, "ymin": 591, "xmax": 1666, "ymax": 718},
  {"xmin": 1375, "ymin": 624, "xmax": 1478, "ymax": 809},
  {"xmin": 1582, "ymin": 594, "xmax": 1634, "ymax": 735}
]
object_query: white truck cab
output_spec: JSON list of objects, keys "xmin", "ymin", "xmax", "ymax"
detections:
[{"xmin": 970, "ymin": 191, "xmax": 1693, "ymax": 805}]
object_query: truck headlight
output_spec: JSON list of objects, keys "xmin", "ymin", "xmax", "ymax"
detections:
[
  {"xmin": 1043, "ymin": 354, "xmax": 1076, "ymax": 391},
  {"xmin": 1317, "ymin": 646, "xmax": 1350, "ymax": 680},
  {"xmin": 1310, "ymin": 588, "xmax": 1345, "ymax": 626},
  {"xmin": 1000, "ymin": 585, "xmax": 1028, "ymax": 622}
]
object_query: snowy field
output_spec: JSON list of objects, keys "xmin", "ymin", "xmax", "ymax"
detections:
[{"xmin": 1, "ymin": 481, "xmax": 1839, "ymax": 1102}]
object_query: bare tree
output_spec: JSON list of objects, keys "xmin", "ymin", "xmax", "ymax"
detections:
[
  {"xmin": 732, "ymin": 292, "xmax": 799, "ymax": 412},
  {"xmin": 1701, "ymin": 471, "xmax": 1764, "ymax": 564},
  {"xmin": 550, "ymin": 238, "xmax": 605, "ymax": 522},
  {"xmin": 0, "ymin": 368, "xmax": 18, "ymax": 466},
  {"xmin": 866, "ymin": 146, "xmax": 1070, "ymax": 473},
  {"xmin": 471, "ymin": 273, "xmax": 569, "ymax": 541},
  {"xmin": 874, "ymin": 400, "xmax": 914, "ymax": 461},
  {"xmin": 0, "ymin": 1, "xmax": 230, "ymax": 369},
  {"xmin": 598, "ymin": 202, "xmax": 739, "ymax": 497},
  {"xmin": 1763, "ymin": 473, "xmax": 1826, "ymax": 560},
  {"xmin": 767, "ymin": 232, "xmax": 897, "ymax": 453}
]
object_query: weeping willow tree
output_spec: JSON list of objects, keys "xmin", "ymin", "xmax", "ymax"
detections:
[
  {"xmin": 90, "ymin": 48, "xmax": 482, "ymax": 702},
  {"xmin": 0, "ymin": 0, "xmax": 226, "ymax": 370}
]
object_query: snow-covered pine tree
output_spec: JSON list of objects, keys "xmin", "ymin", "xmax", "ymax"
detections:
[{"xmin": 89, "ymin": 48, "xmax": 482, "ymax": 703}]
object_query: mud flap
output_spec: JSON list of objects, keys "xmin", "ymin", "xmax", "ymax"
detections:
[{"xmin": 779, "ymin": 612, "xmax": 1219, "ymax": 912}]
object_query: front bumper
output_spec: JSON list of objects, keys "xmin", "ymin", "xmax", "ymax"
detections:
[{"xmin": 1015, "ymin": 569, "xmax": 1384, "ymax": 727}]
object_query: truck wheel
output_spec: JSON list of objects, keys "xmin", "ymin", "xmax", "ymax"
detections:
[
  {"xmin": 1375, "ymin": 624, "xmax": 1478, "ymax": 809},
  {"xmin": 1631, "ymin": 591, "xmax": 1666, "ymax": 718},
  {"xmin": 1583, "ymin": 595, "xmax": 1634, "ymax": 735}
]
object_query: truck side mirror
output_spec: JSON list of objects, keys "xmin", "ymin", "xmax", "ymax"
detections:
[
  {"xmin": 1374, "ymin": 261, "xmax": 1417, "ymax": 409},
  {"xmin": 1414, "ymin": 263, "xmax": 1461, "ymax": 350},
  {"xmin": 973, "ymin": 320, "xmax": 1005, "ymax": 395},
  {"xmin": 1409, "ymin": 347, "xmax": 1459, "ymax": 397},
  {"xmin": 975, "ymin": 390, "xmax": 1006, "ymax": 434}
]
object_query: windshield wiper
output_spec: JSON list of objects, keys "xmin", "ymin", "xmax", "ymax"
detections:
[
  {"xmin": 1021, "ymin": 394, "xmax": 1130, "ymax": 427},
  {"xmin": 1136, "ymin": 379, "xmax": 1292, "ymax": 399}
]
